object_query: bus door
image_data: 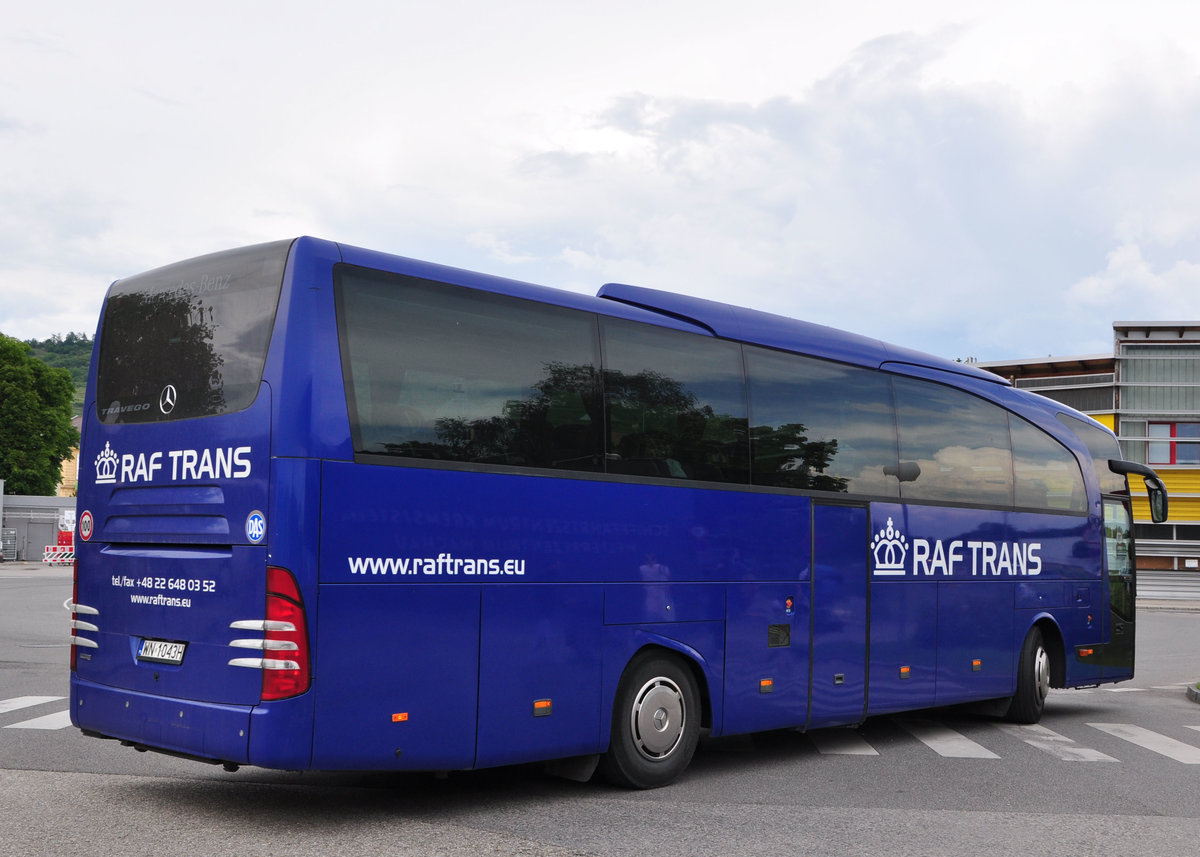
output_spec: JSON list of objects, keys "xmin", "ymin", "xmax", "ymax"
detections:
[
  {"xmin": 1101, "ymin": 497, "xmax": 1135, "ymax": 680},
  {"xmin": 808, "ymin": 502, "xmax": 869, "ymax": 729}
]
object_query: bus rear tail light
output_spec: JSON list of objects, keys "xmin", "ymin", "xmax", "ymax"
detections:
[
  {"xmin": 263, "ymin": 566, "xmax": 310, "ymax": 700},
  {"xmin": 228, "ymin": 566, "xmax": 311, "ymax": 701}
]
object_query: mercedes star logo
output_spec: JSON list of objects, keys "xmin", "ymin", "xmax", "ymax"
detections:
[{"xmin": 159, "ymin": 384, "xmax": 178, "ymax": 415}]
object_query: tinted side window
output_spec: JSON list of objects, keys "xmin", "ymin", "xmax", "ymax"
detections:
[
  {"xmin": 600, "ymin": 320, "xmax": 748, "ymax": 483},
  {"xmin": 895, "ymin": 378, "xmax": 1013, "ymax": 506},
  {"xmin": 337, "ymin": 268, "xmax": 603, "ymax": 470},
  {"xmin": 1057, "ymin": 413, "xmax": 1127, "ymax": 495},
  {"xmin": 1011, "ymin": 416, "xmax": 1087, "ymax": 512},
  {"xmin": 745, "ymin": 347, "xmax": 899, "ymax": 496}
]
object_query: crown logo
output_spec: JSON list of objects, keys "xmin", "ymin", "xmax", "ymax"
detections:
[
  {"xmin": 94, "ymin": 442, "xmax": 119, "ymax": 484},
  {"xmin": 872, "ymin": 517, "xmax": 908, "ymax": 576}
]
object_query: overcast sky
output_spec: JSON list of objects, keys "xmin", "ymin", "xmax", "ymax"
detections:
[{"xmin": 3, "ymin": 1, "xmax": 1199, "ymax": 362}]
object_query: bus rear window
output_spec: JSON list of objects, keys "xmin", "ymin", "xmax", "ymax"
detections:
[{"xmin": 96, "ymin": 240, "xmax": 290, "ymax": 423}]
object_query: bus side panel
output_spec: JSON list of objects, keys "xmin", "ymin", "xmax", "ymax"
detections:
[
  {"xmin": 266, "ymin": 236, "xmax": 354, "ymax": 462},
  {"xmin": 310, "ymin": 584, "xmax": 481, "ymax": 770},
  {"xmin": 935, "ymin": 582, "xmax": 1015, "ymax": 705},
  {"xmin": 318, "ymin": 460, "xmax": 808, "ymax": 761},
  {"xmin": 808, "ymin": 504, "xmax": 870, "ymax": 728},
  {"xmin": 1010, "ymin": 509, "xmax": 1109, "ymax": 688},
  {"xmin": 867, "ymin": 580, "xmax": 937, "ymax": 715},
  {"xmin": 722, "ymin": 582, "xmax": 810, "ymax": 734},
  {"xmin": 318, "ymin": 464, "xmax": 808, "ymax": 587},
  {"xmin": 475, "ymin": 585, "xmax": 604, "ymax": 768},
  {"xmin": 247, "ymin": 694, "xmax": 316, "ymax": 770}
]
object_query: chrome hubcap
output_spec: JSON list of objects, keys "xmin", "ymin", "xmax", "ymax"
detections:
[
  {"xmin": 1033, "ymin": 645, "xmax": 1050, "ymax": 703},
  {"xmin": 630, "ymin": 676, "xmax": 686, "ymax": 761}
]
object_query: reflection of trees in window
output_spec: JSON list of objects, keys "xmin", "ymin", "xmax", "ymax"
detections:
[
  {"xmin": 98, "ymin": 290, "xmax": 224, "ymax": 422},
  {"xmin": 745, "ymin": 346, "xmax": 897, "ymax": 495},
  {"xmin": 604, "ymin": 368, "xmax": 748, "ymax": 483},
  {"xmin": 750, "ymin": 423, "xmax": 846, "ymax": 492},
  {"xmin": 384, "ymin": 361, "xmax": 603, "ymax": 469},
  {"xmin": 376, "ymin": 359, "xmax": 751, "ymax": 483}
]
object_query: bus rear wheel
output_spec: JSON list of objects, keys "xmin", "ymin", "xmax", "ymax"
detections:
[
  {"xmin": 600, "ymin": 653, "xmax": 700, "ymax": 789},
  {"xmin": 1005, "ymin": 626, "xmax": 1050, "ymax": 724}
]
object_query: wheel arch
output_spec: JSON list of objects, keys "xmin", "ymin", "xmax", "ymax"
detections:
[{"xmin": 1029, "ymin": 614, "xmax": 1067, "ymax": 689}]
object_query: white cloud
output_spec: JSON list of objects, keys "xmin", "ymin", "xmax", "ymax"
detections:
[
  {"xmin": 1069, "ymin": 244, "xmax": 1200, "ymax": 319},
  {"xmin": 3, "ymin": 0, "xmax": 1200, "ymax": 363}
]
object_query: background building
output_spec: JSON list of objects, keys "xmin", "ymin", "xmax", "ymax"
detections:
[
  {"xmin": 0, "ymin": 493, "xmax": 74, "ymax": 562},
  {"xmin": 978, "ymin": 321, "xmax": 1200, "ymax": 573},
  {"xmin": 55, "ymin": 415, "xmax": 83, "ymax": 497}
]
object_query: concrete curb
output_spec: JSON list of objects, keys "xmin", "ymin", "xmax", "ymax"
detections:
[{"xmin": 1188, "ymin": 684, "xmax": 1200, "ymax": 705}]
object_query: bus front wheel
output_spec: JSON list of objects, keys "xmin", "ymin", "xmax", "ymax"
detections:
[
  {"xmin": 1005, "ymin": 626, "xmax": 1050, "ymax": 724},
  {"xmin": 600, "ymin": 653, "xmax": 700, "ymax": 789}
]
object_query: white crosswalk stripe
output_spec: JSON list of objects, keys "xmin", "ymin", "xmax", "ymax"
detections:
[
  {"xmin": 992, "ymin": 723, "xmax": 1117, "ymax": 761},
  {"xmin": 897, "ymin": 719, "xmax": 999, "ymax": 758},
  {"xmin": 0, "ymin": 696, "xmax": 72, "ymax": 730},
  {"xmin": 0, "ymin": 696, "xmax": 64, "ymax": 715},
  {"xmin": 1089, "ymin": 723, "xmax": 1200, "ymax": 764},
  {"xmin": 5, "ymin": 710, "xmax": 73, "ymax": 730}
]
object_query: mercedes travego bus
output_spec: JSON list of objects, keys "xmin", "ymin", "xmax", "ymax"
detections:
[{"xmin": 69, "ymin": 237, "xmax": 1168, "ymax": 788}]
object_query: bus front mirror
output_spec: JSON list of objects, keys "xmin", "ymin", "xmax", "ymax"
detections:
[
  {"xmin": 1146, "ymin": 479, "xmax": 1169, "ymax": 523},
  {"xmin": 1109, "ymin": 459, "xmax": 1169, "ymax": 523}
]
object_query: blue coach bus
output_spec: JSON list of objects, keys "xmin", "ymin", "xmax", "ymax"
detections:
[{"xmin": 69, "ymin": 237, "xmax": 1167, "ymax": 788}]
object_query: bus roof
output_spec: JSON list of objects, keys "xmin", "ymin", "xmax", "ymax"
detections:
[
  {"xmin": 333, "ymin": 239, "xmax": 1006, "ymax": 386},
  {"xmin": 597, "ymin": 282, "xmax": 1008, "ymax": 386}
]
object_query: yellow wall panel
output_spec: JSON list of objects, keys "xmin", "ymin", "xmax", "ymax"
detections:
[
  {"xmin": 1133, "ymin": 493, "xmax": 1199, "ymax": 522},
  {"xmin": 1160, "ymin": 469, "xmax": 1200, "ymax": 495}
]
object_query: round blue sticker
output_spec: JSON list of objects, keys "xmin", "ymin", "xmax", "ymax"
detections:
[{"xmin": 246, "ymin": 510, "xmax": 266, "ymax": 544}]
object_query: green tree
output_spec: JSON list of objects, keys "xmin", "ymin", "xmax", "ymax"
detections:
[
  {"xmin": 0, "ymin": 334, "xmax": 80, "ymax": 495},
  {"xmin": 25, "ymin": 332, "xmax": 93, "ymax": 417}
]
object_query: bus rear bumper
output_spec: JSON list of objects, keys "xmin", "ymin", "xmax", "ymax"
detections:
[{"xmin": 70, "ymin": 675, "xmax": 251, "ymax": 766}]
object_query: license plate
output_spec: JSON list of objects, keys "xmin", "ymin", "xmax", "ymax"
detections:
[{"xmin": 137, "ymin": 639, "xmax": 187, "ymax": 665}]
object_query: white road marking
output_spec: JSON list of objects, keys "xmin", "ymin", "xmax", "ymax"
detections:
[
  {"xmin": 0, "ymin": 696, "xmax": 64, "ymax": 715},
  {"xmin": 1089, "ymin": 723, "xmax": 1200, "ymax": 764},
  {"xmin": 5, "ymin": 710, "xmax": 73, "ymax": 730},
  {"xmin": 898, "ymin": 720, "xmax": 999, "ymax": 758},
  {"xmin": 992, "ymin": 723, "xmax": 1117, "ymax": 761}
]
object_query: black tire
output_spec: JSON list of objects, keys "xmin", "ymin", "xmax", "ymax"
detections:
[
  {"xmin": 600, "ymin": 653, "xmax": 701, "ymax": 789},
  {"xmin": 1005, "ymin": 626, "xmax": 1050, "ymax": 724}
]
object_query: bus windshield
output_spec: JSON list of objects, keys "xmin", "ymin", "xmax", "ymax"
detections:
[{"xmin": 96, "ymin": 240, "xmax": 291, "ymax": 423}]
